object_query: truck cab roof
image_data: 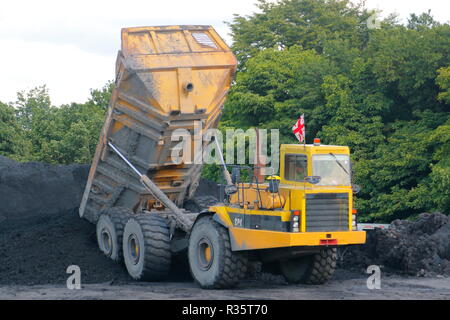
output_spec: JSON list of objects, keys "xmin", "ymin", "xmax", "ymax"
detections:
[{"xmin": 280, "ymin": 144, "xmax": 350, "ymax": 155}]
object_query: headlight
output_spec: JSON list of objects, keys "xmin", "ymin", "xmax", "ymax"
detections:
[
  {"xmin": 352, "ymin": 210, "xmax": 357, "ymax": 231},
  {"xmin": 291, "ymin": 210, "xmax": 301, "ymax": 232}
]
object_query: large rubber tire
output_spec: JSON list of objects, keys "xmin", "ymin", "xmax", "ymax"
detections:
[
  {"xmin": 96, "ymin": 207, "xmax": 131, "ymax": 262},
  {"xmin": 122, "ymin": 214, "xmax": 171, "ymax": 281},
  {"xmin": 280, "ymin": 248, "xmax": 337, "ymax": 285},
  {"xmin": 188, "ymin": 216, "xmax": 247, "ymax": 289}
]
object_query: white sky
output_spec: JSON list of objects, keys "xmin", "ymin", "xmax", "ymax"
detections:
[{"xmin": 0, "ymin": 0, "xmax": 448, "ymax": 106}]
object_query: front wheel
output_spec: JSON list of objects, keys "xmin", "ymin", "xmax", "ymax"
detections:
[{"xmin": 188, "ymin": 216, "xmax": 247, "ymax": 289}]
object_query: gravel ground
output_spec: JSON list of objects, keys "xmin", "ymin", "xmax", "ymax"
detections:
[{"xmin": 1, "ymin": 270, "xmax": 449, "ymax": 300}]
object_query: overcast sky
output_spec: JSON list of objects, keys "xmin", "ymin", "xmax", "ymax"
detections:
[{"xmin": 0, "ymin": 0, "xmax": 448, "ymax": 106}]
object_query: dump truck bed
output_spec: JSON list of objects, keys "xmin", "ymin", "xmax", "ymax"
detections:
[{"xmin": 79, "ymin": 26, "xmax": 237, "ymax": 223}]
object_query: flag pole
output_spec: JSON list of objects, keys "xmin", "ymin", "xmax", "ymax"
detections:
[
  {"xmin": 302, "ymin": 113, "xmax": 306, "ymax": 151},
  {"xmin": 301, "ymin": 113, "xmax": 306, "ymax": 203}
]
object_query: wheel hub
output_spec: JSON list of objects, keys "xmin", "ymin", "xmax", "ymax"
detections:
[
  {"xmin": 128, "ymin": 234, "xmax": 140, "ymax": 265},
  {"xmin": 197, "ymin": 237, "xmax": 214, "ymax": 270},
  {"xmin": 101, "ymin": 228, "xmax": 112, "ymax": 256}
]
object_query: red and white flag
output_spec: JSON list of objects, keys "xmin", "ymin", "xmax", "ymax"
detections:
[{"xmin": 292, "ymin": 114, "xmax": 305, "ymax": 143}]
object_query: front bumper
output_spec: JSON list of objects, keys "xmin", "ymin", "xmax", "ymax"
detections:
[{"xmin": 228, "ymin": 228, "xmax": 366, "ymax": 251}]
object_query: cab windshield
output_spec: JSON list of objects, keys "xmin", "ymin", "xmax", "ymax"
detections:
[{"xmin": 312, "ymin": 154, "xmax": 351, "ymax": 186}]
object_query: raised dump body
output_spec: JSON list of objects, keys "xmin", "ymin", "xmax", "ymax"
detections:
[{"xmin": 79, "ymin": 26, "xmax": 237, "ymax": 223}]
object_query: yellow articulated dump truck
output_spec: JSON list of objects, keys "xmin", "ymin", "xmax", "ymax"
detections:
[{"xmin": 80, "ymin": 25, "xmax": 366, "ymax": 289}]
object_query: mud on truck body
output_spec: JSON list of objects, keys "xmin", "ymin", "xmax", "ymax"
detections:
[{"xmin": 80, "ymin": 25, "xmax": 366, "ymax": 289}]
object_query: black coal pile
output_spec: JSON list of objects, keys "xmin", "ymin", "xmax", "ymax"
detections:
[
  {"xmin": 183, "ymin": 178, "xmax": 221, "ymax": 212},
  {"xmin": 0, "ymin": 155, "xmax": 89, "ymax": 230},
  {"xmin": 0, "ymin": 156, "xmax": 131, "ymax": 285},
  {"xmin": 193, "ymin": 178, "xmax": 221, "ymax": 199},
  {"xmin": 0, "ymin": 156, "xmax": 204, "ymax": 285},
  {"xmin": 0, "ymin": 208, "xmax": 132, "ymax": 285},
  {"xmin": 340, "ymin": 213, "xmax": 450, "ymax": 276}
]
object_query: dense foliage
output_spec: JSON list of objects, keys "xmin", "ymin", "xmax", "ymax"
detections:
[
  {"xmin": 0, "ymin": 82, "xmax": 112, "ymax": 164},
  {"xmin": 0, "ymin": 0, "xmax": 448, "ymax": 222}
]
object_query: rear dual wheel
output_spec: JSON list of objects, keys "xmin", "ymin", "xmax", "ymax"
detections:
[
  {"xmin": 96, "ymin": 207, "xmax": 132, "ymax": 262},
  {"xmin": 122, "ymin": 214, "xmax": 171, "ymax": 281},
  {"xmin": 97, "ymin": 208, "xmax": 172, "ymax": 282}
]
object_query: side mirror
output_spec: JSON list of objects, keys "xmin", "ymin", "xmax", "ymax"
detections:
[
  {"xmin": 352, "ymin": 184, "xmax": 361, "ymax": 194},
  {"xmin": 231, "ymin": 167, "xmax": 240, "ymax": 184},
  {"xmin": 305, "ymin": 176, "xmax": 321, "ymax": 184}
]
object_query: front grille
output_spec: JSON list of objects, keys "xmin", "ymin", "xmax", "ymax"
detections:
[{"xmin": 306, "ymin": 193, "xmax": 349, "ymax": 232}]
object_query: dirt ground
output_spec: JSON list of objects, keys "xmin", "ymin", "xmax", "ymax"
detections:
[{"xmin": 1, "ymin": 270, "xmax": 449, "ymax": 300}]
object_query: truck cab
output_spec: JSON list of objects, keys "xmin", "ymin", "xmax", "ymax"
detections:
[
  {"xmin": 279, "ymin": 142, "xmax": 355, "ymax": 232},
  {"xmin": 209, "ymin": 141, "xmax": 366, "ymax": 251}
]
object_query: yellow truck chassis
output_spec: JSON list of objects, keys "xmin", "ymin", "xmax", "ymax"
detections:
[{"xmin": 210, "ymin": 206, "xmax": 366, "ymax": 251}]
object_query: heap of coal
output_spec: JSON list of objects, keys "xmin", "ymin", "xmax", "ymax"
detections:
[
  {"xmin": 0, "ymin": 156, "xmax": 130, "ymax": 285},
  {"xmin": 0, "ymin": 155, "xmax": 89, "ymax": 228},
  {"xmin": 340, "ymin": 213, "xmax": 450, "ymax": 276}
]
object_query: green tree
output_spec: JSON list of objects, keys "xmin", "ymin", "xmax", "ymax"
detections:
[
  {"xmin": 0, "ymin": 101, "xmax": 29, "ymax": 160},
  {"xmin": 436, "ymin": 66, "xmax": 450, "ymax": 104},
  {"xmin": 88, "ymin": 80, "xmax": 115, "ymax": 111},
  {"xmin": 7, "ymin": 83, "xmax": 109, "ymax": 164},
  {"xmin": 35, "ymin": 102, "xmax": 106, "ymax": 164},
  {"xmin": 223, "ymin": 46, "xmax": 335, "ymax": 141},
  {"xmin": 228, "ymin": 0, "xmax": 372, "ymax": 66},
  {"xmin": 356, "ymin": 112, "xmax": 449, "ymax": 221},
  {"xmin": 365, "ymin": 24, "xmax": 450, "ymax": 116},
  {"xmin": 14, "ymin": 85, "xmax": 52, "ymax": 131},
  {"xmin": 407, "ymin": 10, "xmax": 439, "ymax": 30}
]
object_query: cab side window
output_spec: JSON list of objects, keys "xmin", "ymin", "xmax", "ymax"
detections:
[{"xmin": 284, "ymin": 154, "xmax": 307, "ymax": 181}]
